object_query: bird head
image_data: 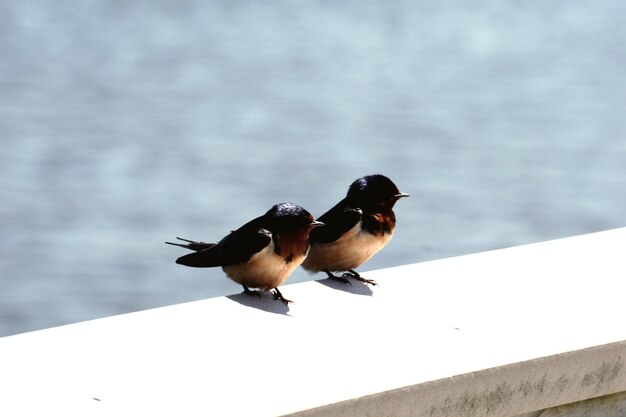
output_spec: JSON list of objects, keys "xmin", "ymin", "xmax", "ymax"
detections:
[
  {"xmin": 346, "ymin": 174, "xmax": 409, "ymax": 211},
  {"xmin": 265, "ymin": 202, "xmax": 324, "ymax": 234}
]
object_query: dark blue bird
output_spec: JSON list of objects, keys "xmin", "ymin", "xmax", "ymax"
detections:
[
  {"xmin": 301, "ymin": 174, "xmax": 409, "ymax": 285},
  {"xmin": 167, "ymin": 203, "xmax": 323, "ymax": 304}
]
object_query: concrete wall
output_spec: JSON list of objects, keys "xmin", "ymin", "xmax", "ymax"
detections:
[
  {"xmin": 292, "ymin": 342, "xmax": 625, "ymax": 417},
  {"xmin": 0, "ymin": 228, "xmax": 625, "ymax": 417}
]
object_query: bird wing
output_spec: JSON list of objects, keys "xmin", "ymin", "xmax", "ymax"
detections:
[
  {"xmin": 309, "ymin": 199, "xmax": 362, "ymax": 244},
  {"xmin": 175, "ymin": 216, "xmax": 272, "ymax": 268},
  {"xmin": 215, "ymin": 226, "xmax": 273, "ymax": 266}
]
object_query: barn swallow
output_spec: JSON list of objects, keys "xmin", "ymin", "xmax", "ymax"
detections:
[
  {"xmin": 166, "ymin": 203, "xmax": 324, "ymax": 305},
  {"xmin": 301, "ymin": 174, "xmax": 409, "ymax": 285}
]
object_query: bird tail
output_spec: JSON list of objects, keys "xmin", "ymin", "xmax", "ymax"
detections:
[
  {"xmin": 166, "ymin": 237, "xmax": 221, "ymax": 268},
  {"xmin": 165, "ymin": 237, "xmax": 216, "ymax": 252}
]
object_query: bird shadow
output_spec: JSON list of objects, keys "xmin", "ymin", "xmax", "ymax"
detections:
[
  {"xmin": 316, "ymin": 277, "xmax": 374, "ymax": 296},
  {"xmin": 226, "ymin": 291, "xmax": 292, "ymax": 316}
]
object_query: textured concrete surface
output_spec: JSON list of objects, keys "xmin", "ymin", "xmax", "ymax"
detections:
[
  {"xmin": 533, "ymin": 391, "xmax": 626, "ymax": 417},
  {"xmin": 0, "ymin": 228, "xmax": 625, "ymax": 417}
]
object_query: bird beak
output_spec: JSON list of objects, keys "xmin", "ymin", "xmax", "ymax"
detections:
[
  {"xmin": 395, "ymin": 192, "xmax": 410, "ymax": 198},
  {"xmin": 310, "ymin": 220, "xmax": 325, "ymax": 228}
]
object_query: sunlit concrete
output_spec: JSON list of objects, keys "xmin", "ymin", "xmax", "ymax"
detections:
[{"xmin": 0, "ymin": 228, "xmax": 625, "ymax": 417}]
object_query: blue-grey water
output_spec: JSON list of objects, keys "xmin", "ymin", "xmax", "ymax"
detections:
[{"xmin": 1, "ymin": 1, "xmax": 625, "ymax": 337}]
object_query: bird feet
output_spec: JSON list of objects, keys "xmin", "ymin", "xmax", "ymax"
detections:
[
  {"xmin": 324, "ymin": 270, "xmax": 352, "ymax": 285},
  {"xmin": 243, "ymin": 285, "xmax": 292, "ymax": 305},
  {"xmin": 272, "ymin": 288, "xmax": 293, "ymax": 305},
  {"xmin": 242, "ymin": 285, "xmax": 262, "ymax": 299},
  {"xmin": 341, "ymin": 270, "xmax": 378, "ymax": 286}
]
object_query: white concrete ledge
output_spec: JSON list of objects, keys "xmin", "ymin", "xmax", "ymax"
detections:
[{"xmin": 1, "ymin": 228, "xmax": 625, "ymax": 417}]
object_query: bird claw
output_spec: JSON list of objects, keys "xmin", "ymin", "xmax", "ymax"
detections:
[
  {"xmin": 342, "ymin": 270, "xmax": 378, "ymax": 286},
  {"xmin": 329, "ymin": 275, "xmax": 352, "ymax": 285},
  {"xmin": 272, "ymin": 289, "xmax": 293, "ymax": 305},
  {"xmin": 242, "ymin": 285, "xmax": 262, "ymax": 299},
  {"xmin": 324, "ymin": 270, "xmax": 352, "ymax": 285},
  {"xmin": 358, "ymin": 277, "xmax": 378, "ymax": 286}
]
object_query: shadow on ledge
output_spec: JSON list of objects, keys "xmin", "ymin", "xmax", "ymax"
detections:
[
  {"xmin": 226, "ymin": 291, "xmax": 291, "ymax": 316},
  {"xmin": 316, "ymin": 277, "xmax": 374, "ymax": 296}
]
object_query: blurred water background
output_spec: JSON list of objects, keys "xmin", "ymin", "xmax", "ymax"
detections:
[{"xmin": 1, "ymin": 1, "xmax": 625, "ymax": 337}]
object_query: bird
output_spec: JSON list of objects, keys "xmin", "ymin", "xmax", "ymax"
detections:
[
  {"xmin": 301, "ymin": 174, "xmax": 409, "ymax": 285},
  {"xmin": 166, "ymin": 202, "xmax": 324, "ymax": 305}
]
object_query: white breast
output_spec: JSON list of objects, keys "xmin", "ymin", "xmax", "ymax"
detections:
[
  {"xmin": 223, "ymin": 240, "xmax": 307, "ymax": 292},
  {"xmin": 303, "ymin": 221, "xmax": 394, "ymax": 272}
]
